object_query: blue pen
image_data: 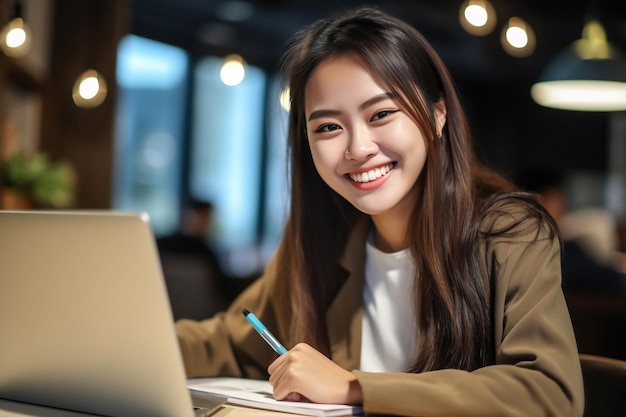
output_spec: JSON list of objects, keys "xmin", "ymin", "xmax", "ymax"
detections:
[{"xmin": 243, "ymin": 309, "xmax": 288, "ymax": 355}]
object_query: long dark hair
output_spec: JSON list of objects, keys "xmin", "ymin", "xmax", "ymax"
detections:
[{"xmin": 275, "ymin": 7, "xmax": 558, "ymax": 373}]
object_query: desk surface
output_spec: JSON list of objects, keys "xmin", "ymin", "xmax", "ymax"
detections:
[
  {"xmin": 0, "ymin": 399, "xmax": 309, "ymax": 417},
  {"xmin": 213, "ymin": 405, "xmax": 306, "ymax": 417}
]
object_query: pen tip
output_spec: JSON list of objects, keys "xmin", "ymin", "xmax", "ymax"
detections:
[{"xmin": 242, "ymin": 309, "xmax": 250, "ymax": 316}]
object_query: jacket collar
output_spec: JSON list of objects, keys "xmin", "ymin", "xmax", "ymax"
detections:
[{"xmin": 326, "ymin": 218, "xmax": 371, "ymax": 370}]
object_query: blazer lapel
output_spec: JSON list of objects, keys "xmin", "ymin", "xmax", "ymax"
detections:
[{"xmin": 326, "ymin": 219, "xmax": 370, "ymax": 371}]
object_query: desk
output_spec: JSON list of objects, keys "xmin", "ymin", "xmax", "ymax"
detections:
[
  {"xmin": 212, "ymin": 405, "xmax": 306, "ymax": 417},
  {"xmin": 0, "ymin": 399, "xmax": 307, "ymax": 417}
]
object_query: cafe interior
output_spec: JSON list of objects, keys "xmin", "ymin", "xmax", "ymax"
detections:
[{"xmin": 1, "ymin": 0, "xmax": 626, "ymax": 363}]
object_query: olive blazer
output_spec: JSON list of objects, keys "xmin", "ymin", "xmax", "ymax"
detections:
[{"xmin": 176, "ymin": 210, "xmax": 584, "ymax": 417}]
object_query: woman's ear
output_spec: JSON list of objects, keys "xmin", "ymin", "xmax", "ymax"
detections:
[{"xmin": 434, "ymin": 100, "xmax": 447, "ymax": 137}]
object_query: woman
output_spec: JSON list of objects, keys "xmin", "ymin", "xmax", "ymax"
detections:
[{"xmin": 176, "ymin": 7, "xmax": 584, "ymax": 417}]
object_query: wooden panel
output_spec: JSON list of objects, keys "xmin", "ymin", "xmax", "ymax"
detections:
[{"xmin": 39, "ymin": 0, "xmax": 129, "ymax": 208}]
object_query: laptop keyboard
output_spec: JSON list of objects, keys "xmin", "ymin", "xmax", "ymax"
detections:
[{"xmin": 192, "ymin": 394, "xmax": 227, "ymax": 417}]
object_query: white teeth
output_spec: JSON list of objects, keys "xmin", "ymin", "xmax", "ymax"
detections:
[{"xmin": 349, "ymin": 163, "xmax": 393, "ymax": 183}]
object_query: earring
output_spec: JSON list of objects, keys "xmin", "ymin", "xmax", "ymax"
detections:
[{"xmin": 436, "ymin": 130, "xmax": 442, "ymax": 139}]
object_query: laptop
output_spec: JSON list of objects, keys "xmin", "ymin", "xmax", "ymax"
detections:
[{"xmin": 0, "ymin": 210, "xmax": 224, "ymax": 417}]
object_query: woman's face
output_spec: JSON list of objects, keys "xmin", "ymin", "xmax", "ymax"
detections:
[{"xmin": 304, "ymin": 54, "xmax": 441, "ymax": 224}]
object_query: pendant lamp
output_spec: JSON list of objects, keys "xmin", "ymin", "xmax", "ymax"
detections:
[
  {"xmin": 1, "ymin": 0, "xmax": 32, "ymax": 58},
  {"xmin": 531, "ymin": 20, "xmax": 626, "ymax": 112}
]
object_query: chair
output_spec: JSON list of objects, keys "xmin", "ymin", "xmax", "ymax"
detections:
[
  {"xmin": 159, "ymin": 251, "xmax": 229, "ymax": 321},
  {"xmin": 579, "ymin": 353, "xmax": 626, "ymax": 417}
]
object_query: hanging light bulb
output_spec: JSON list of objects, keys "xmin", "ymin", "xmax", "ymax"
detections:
[
  {"xmin": 531, "ymin": 19, "xmax": 626, "ymax": 111},
  {"xmin": 72, "ymin": 69, "xmax": 108, "ymax": 108},
  {"xmin": 279, "ymin": 87, "xmax": 290, "ymax": 112},
  {"xmin": 1, "ymin": 0, "xmax": 32, "ymax": 58},
  {"xmin": 220, "ymin": 54, "xmax": 245, "ymax": 86},
  {"xmin": 459, "ymin": 0, "xmax": 496, "ymax": 36},
  {"xmin": 501, "ymin": 17, "xmax": 535, "ymax": 57}
]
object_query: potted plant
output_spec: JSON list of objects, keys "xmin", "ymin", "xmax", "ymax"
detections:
[{"xmin": 1, "ymin": 151, "xmax": 76, "ymax": 209}]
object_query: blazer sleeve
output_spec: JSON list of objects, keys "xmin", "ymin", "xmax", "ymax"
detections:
[
  {"xmin": 175, "ymin": 247, "xmax": 286, "ymax": 379},
  {"xmin": 352, "ymin": 216, "xmax": 584, "ymax": 417}
]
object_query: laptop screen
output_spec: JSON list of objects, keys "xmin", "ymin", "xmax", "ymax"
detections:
[{"xmin": 0, "ymin": 211, "xmax": 196, "ymax": 417}]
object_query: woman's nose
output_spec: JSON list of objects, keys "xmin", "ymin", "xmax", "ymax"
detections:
[{"xmin": 345, "ymin": 125, "xmax": 378, "ymax": 159}]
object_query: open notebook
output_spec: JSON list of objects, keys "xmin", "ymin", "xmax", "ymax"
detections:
[
  {"xmin": 0, "ymin": 210, "xmax": 223, "ymax": 417},
  {"xmin": 189, "ymin": 378, "xmax": 362, "ymax": 417}
]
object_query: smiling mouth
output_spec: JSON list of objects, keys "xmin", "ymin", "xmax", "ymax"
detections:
[{"xmin": 348, "ymin": 162, "xmax": 395, "ymax": 183}]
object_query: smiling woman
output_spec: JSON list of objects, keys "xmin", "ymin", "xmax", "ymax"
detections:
[{"xmin": 175, "ymin": 7, "xmax": 584, "ymax": 417}]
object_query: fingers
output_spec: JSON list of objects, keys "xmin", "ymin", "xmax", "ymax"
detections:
[
  {"xmin": 268, "ymin": 342, "xmax": 359, "ymax": 404},
  {"xmin": 267, "ymin": 343, "xmax": 312, "ymax": 400},
  {"xmin": 285, "ymin": 392, "xmax": 303, "ymax": 402}
]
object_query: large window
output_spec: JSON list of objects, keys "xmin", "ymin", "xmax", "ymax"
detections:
[
  {"xmin": 262, "ymin": 78, "xmax": 290, "ymax": 256},
  {"xmin": 189, "ymin": 57, "xmax": 265, "ymax": 250},
  {"xmin": 114, "ymin": 35, "xmax": 289, "ymax": 276},
  {"xmin": 189, "ymin": 58, "xmax": 290, "ymax": 275},
  {"xmin": 113, "ymin": 35, "xmax": 188, "ymax": 236}
]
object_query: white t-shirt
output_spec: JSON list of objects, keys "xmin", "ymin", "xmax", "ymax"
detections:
[{"xmin": 360, "ymin": 239, "xmax": 417, "ymax": 372}]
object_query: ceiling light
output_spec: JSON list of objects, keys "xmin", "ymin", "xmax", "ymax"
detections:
[
  {"xmin": 279, "ymin": 87, "xmax": 290, "ymax": 112},
  {"xmin": 220, "ymin": 54, "xmax": 245, "ymax": 86},
  {"xmin": 72, "ymin": 69, "xmax": 108, "ymax": 108},
  {"xmin": 459, "ymin": 0, "xmax": 496, "ymax": 36},
  {"xmin": 1, "ymin": 0, "xmax": 32, "ymax": 58},
  {"xmin": 531, "ymin": 19, "xmax": 626, "ymax": 111},
  {"xmin": 501, "ymin": 17, "xmax": 535, "ymax": 57}
]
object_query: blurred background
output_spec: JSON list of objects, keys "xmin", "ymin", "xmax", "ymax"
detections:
[{"xmin": 1, "ymin": 0, "xmax": 625, "ymax": 357}]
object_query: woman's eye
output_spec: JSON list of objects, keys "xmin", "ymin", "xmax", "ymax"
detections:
[
  {"xmin": 371, "ymin": 110, "xmax": 397, "ymax": 121},
  {"xmin": 316, "ymin": 123, "xmax": 341, "ymax": 133}
]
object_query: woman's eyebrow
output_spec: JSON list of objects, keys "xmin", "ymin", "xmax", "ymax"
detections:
[
  {"xmin": 307, "ymin": 92, "xmax": 394, "ymax": 122},
  {"xmin": 308, "ymin": 109, "xmax": 340, "ymax": 122},
  {"xmin": 358, "ymin": 92, "xmax": 394, "ymax": 111}
]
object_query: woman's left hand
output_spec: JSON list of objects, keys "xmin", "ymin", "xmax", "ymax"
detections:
[{"xmin": 267, "ymin": 342, "xmax": 363, "ymax": 405}]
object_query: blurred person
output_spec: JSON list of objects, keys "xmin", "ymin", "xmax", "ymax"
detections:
[
  {"xmin": 157, "ymin": 199, "xmax": 231, "ymax": 319},
  {"xmin": 513, "ymin": 164, "xmax": 626, "ymax": 292}
]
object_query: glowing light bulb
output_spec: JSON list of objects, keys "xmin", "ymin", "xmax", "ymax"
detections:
[
  {"xmin": 1, "ymin": 17, "xmax": 32, "ymax": 57},
  {"xmin": 279, "ymin": 87, "xmax": 290, "ymax": 112},
  {"xmin": 501, "ymin": 17, "xmax": 535, "ymax": 57},
  {"xmin": 72, "ymin": 69, "xmax": 108, "ymax": 108},
  {"xmin": 78, "ymin": 76, "xmax": 100, "ymax": 100},
  {"xmin": 459, "ymin": 0, "xmax": 496, "ymax": 36},
  {"xmin": 464, "ymin": 4, "xmax": 488, "ymax": 27},
  {"xmin": 506, "ymin": 25, "xmax": 528, "ymax": 49},
  {"xmin": 6, "ymin": 26, "xmax": 26, "ymax": 48},
  {"xmin": 220, "ymin": 54, "xmax": 245, "ymax": 86}
]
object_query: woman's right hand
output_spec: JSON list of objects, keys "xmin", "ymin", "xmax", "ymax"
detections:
[{"xmin": 267, "ymin": 343, "xmax": 363, "ymax": 405}]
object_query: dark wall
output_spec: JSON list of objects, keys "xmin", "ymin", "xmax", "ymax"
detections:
[
  {"xmin": 39, "ymin": 0, "xmax": 130, "ymax": 209},
  {"xmin": 455, "ymin": 74, "xmax": 609, "ymax": 177}
]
